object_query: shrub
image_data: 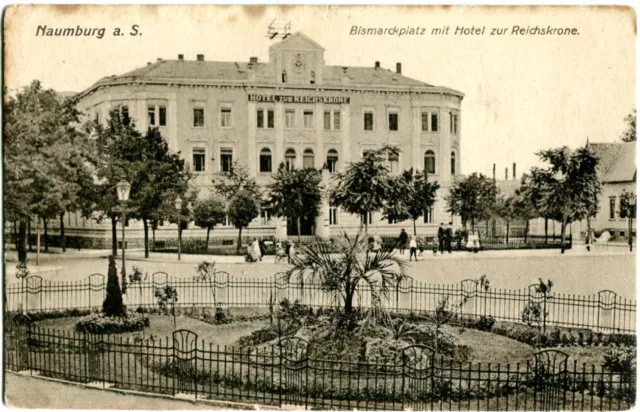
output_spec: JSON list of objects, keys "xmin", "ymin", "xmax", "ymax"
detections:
[
  {"xmin": 604, "ymin": 347, "xmax": 636, "ymax": 374},
  {"xmin": 474, "ymin": 315, "xmax": 495, "ymax": 331},
  {"xmin": 76, "ymin": 313, "xmax": 149, "ymax": 334},
  {"xmin": 237, "ymin": 326, "xmax": 278, "ymax": 347},
  {"xmin": 214, "ymin": 307, "xmax": 233, "ymax": 324},
  {"xmin": 103, "ymin": 255, "xmax": 125, "ymax": 317}
]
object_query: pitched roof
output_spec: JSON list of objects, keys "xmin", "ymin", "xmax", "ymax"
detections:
[
  {"xmin": 270, "ymin": 32, "xmax": 325, "ymax": 51},
  {"xmin": 588, "ymin": 141, "xmax": 636, "ymax": 183}
]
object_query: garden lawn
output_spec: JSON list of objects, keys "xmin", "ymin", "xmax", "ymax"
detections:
[{"xmin": 442, "ymin": 325, "xmax": 536, "ymax": 364}]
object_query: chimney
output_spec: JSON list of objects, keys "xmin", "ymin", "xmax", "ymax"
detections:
[
  {"xmin": 492, "ymin": 164, "xmax": 496, "ymax": 181},
  {"xmin": 249, "ymin": 57, "xmax": 258, "ymax": 64},
  {"xmin": 178, "ymin": 54, "xmax": 184, "ymax": 61},
  {"xmin": 396, "ymin": 62, "xmax": 402, "ymax": 74},
  {"xmin": 375, "ymin": 61, "xmax": 380, "ymax": 69},
  {"xmin": 513, "ymin": 163, "xmax": 516, "ymax": 180},
  {"xmin": 197, "ymin": 54, "xmax": 204, "ymax": 61},
  {"xmin": 505, "ymin": 168, "xmax": 508, "ymax": 181}
]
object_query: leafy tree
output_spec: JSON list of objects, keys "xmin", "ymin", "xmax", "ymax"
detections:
[
  {"xmin": 403, "ymin": 170, "xmax": 440, "ymax": 236},
  {"xmin": 103, "ymin": 255, "xmax": 125, "ymax": 317},
  {"xmin": 494, "ymin": 196, "xmax": 518, "ymax": 243},
  {"xmin": 621, "ymin": 109, "xmax": 636, "ymax": 142},
  {"xmin": 331, "ymin": 146, "xmax": 400, "ymax": 240},
  {"xmin": 510, "ymin": 189, "xmax": 538, "ymax": 243},
  {"xmin": 446, "ymin": 173, "xmax": 498, "ymax": 230},
  {"xmin": 168, "ymin": 188, "xmax": 198, "ymax": 256},
  {"xmin": 228, "ymin": 189, "xmax": 260, "ymax": 254},
  {"xmin": 267, "ymin": 164, "xmax": 324, "ymax": 243},
  {"xmin": 193, "ymin": 195, "xmax": 227, "ymax": 250},
  {"xmin": 522, "ymin": 278, "xmax": 553, "ymax": 348},
  {"xmin": 285, "ymin": 232, "xmax": 407, "ymax": 326},
  {"xmin": 528, "ymin": 146, "xmax": 601, "ymax": 253}
]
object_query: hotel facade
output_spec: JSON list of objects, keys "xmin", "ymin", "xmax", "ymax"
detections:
[{"xmin": 71, "ymin": 32, "xmax": 464, "ymax": 244}]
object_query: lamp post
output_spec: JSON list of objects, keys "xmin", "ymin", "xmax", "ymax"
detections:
[
  {"xmin": 116, "ymin": 180, "xmax": 131, "ymax": 293},
  {"xmin": 175, "ymin": 196, "xmax": 183, "ymax": 261},
  {"xmin": 628, "ymin": 197, "xmax": 636, "ymax": 253}
]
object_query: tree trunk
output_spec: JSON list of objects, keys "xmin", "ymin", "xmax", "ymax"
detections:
[
  {"xmin": 236, "ymin": 227, "xmax": 243, "ymax": 254},
  {"xmin": 27, "ymin": 219, "xmax": 33, "ymax": 252},
  {"xmin": 560, "ymin": 216, "xmax": 567, "ymax": 254},
  {"xmin": 485, "ymin": 220, "xmax": 489, "ymax": 238},
  {"xmin": 60, "ymin": 212, "xmax": 66, "ymax": 252},
  {"xmin": 297, "ymin": 217, "xmax": 301, "ymax": 245},
  {"xmin": 544, "ymin": 218, "xmax": 549, "ymax": 244},
  {"xmin": 152, "ymin": 224, "xmax": 156, "ymax": 252},
  {"xmin": 143, "ymin": 218, "xmax": 149, "ymax": 258},
  {"xmin": 12, "ymin": 221, "xmax": 17, "ymax": 248},
  {"xmin": 36, "ymin": 217, "xmax": 41, "ymax": 265},
  {"xmin": 586, "ymin": 216, "xmax": 592, "ymax": 251},
  {"xmin": 17, "ymin": 220, "xmax": 27, "ymax": 264},
  {"xmin": 524, "ymin": 220, "xmax": 530, "ymax": 243},
  {"xmin": 344, "ymin": 288, "xmax": 354, "ymax": 315},
  {"xmin": 471, "ymin": 217, "xmax": 475, "ymax": 230},
  {"xmin": 205, "ymin": 227, "xmax": 211, "ymax": 250},
  {"xmin": 506, "ymin": 220, "xmax": 510, "ymax": 244},
  {"xmin": 111, "ymin": 216, "xmax": 118, "ymax": 257},
  {"xmin": 413, "ymin": 219, "xmax": 417, "ymax": 236},
  {"xmin": 43, "ymin": 217, "xmax": 49, "ymax": 252}
]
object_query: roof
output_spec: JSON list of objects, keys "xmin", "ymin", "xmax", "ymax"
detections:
[{"xmin": 588, "ymin": 141, "xmax": 636, "ymax": 183}]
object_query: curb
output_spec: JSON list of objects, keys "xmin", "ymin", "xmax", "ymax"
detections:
[{"xmin": 6, "ymin": 370, "xmax": 280, "ymax": 410}]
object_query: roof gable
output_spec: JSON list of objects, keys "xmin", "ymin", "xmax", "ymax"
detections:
[
  {"xmin": 602, "ymin": 142, "xmax": 636, "ymax": 183},
  {"xmin": 270, "ymin": 32, "xmax": 325, "ymax": 51}
]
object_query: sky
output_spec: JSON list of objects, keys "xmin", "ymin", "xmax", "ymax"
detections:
[{"xmin": 4, "ymin": 5, "xmax": 636, "ymax": 177}]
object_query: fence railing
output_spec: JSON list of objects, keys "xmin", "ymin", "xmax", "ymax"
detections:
[
  {"xmin": 6, "ymin": 273, "xmax": 636, "ymax": 333},
  {"xmin": 4, "ymin": 325, "xmax": 634, "ymax": 411}
]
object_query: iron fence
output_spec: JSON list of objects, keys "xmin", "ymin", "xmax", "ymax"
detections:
[
  {"xmin": 4, "ymin": 325, "xmax": 635, "ymax": 411},
  {"xmin": 6, "ymin": 273, "xmax": 636, "ymax": 333}
]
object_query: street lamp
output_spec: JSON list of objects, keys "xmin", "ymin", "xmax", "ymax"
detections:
[
  {"xmin": 116, "ymin": 180, "xmax": 131, "ymax": 293},
  {"xmin": 628, "ymin": 197, "xmax": 636, "ymax": 253},
  {"xmin": 175, "ymin": 196, "xmax": 183, "ymax": 261}
]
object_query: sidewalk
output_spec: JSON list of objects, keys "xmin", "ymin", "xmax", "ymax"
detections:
[{"xmin": 4, "ymin": 371, "xmax": 269, "ymax": 410}]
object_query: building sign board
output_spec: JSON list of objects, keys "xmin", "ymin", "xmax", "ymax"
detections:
[{"xmin": 248, "ymin": 94, "xmax": 350, "ymax": 104}]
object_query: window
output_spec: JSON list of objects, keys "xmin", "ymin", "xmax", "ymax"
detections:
[
  {"xmin": 334, "ymin": 110, "xmax": 341, "ymax": 130},
  {"xmin": 285, "ymin": 148, "xmax": 296, "ymax": 170},
  {"xmin": 361, "ymin": 212, "xmax": 372, "ymax": 225},
  {"xmin": 327, "ymin": 149, "xmax": 339, "ymax": 173},
  {"xmin": 310, "ymin": 71, "xmax": 316, "ymax": 84},
  {"xmin": 159, "ymin": 106, "xmax": 167, "ymax": 126},
  {"xmin": 450, "ymin": 112, "xmax": 459, "ymax": 134},
  {"xmin": 259, "ymin": 148, "xmax": 272, "ymax": 173},
  {"xmin": 451, "ymin": 152, "xmax": 456, "ymax": 175},
  {"xmin": 324, "ymin": 111, "xmax": 331, "ymax": 130},
  {"xmin": 388, "ymin": 151, "xmax": 399, "ymax": 173},
  {"xmin": 303, "ymin": 149, "xmax": 315, "ymax": 169},
  {"xmin": 257, "ymin": 110, "xmax": 264, "ymax": 128},
  {"xmin": 220, "ymin": 107, "xmax": 232, "ymax": 128},
  {"xmin": 193, "ymin": 148, "xmax": 206, "ymax": 172},
  {"xmin": 610, "ymin": 197, "xmax": 616, "ymax": 220},
  {"xmin": 424, "ymin": 207, "xmax": 434, "ymax": 223},
  {"xmin": 193, "ymin": 107, "xmax": 204, "ymax": 127},
  {"xmin": 364, "ymin": 111, "xmax": 374, "ymax": 131},
  {"xmin": 267, "ymin": 110, "xmax": 274, "ymax": 129},
  {"xmin": 424, "ymin": 150, "xmax": 436, "ymax": 174},
  {"xmin": 285, "ymin": 109, "xmax": 295, "ymax": 129},
  {"xmin": 303, "ymin": 111, "xmax": 314, "ymax": 129},
  {"xmin": 120, "ymin": 106, "xmax": 130, "ymax": 125},
  {"xmin": 421, "ymin": 113, "xmax": 428, "ymax": 131},
  {"xmin": 388, "ymin": 112, "xmax": 399, "ymax": 131},
  {"xmin": 261, "ymin": 209, "xmax": 272, "ymax": 225},
  {"xmin": 431, "ymin": 113, "xmax": 438, "ymax": 132},
  {"xmin": 282, "ymin": 70, "xmax": 287, "ymax": 83},
  {"xmin": 220, "ymin": 148, "xmax": 233, "ymax": 172},
  {"xmin": 329, "ymin": 206, "xmax": 338, "ymax": 225},
  {"xmin": 148, "ymin": 105, "xmax": 156, "ymax": 126}
]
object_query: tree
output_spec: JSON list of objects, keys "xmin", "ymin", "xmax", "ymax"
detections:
[
  {"xmin": 228, "ymin": 189, "xmax": 260, "ymax": 254},
  {"xmin": 155, "ymin": 285, "xmax": 178, "ymax": 329},
  {"xmin": 621, "ymin": 109, "xmax": 636, "ymax": 142},
  {"xmin": 494, "ymin": 196, "xmax": 519, "ymax": 243},
  {"xmin": 511, "ymin": 189, "xmax": 538, "ymax": 243},
  {"xmin": 168, "ymin": 188, "xmax": 197, "ymax": 255},
  {"xmin": 528, "ymin": 146, "xmax": 601, "ymax": 253},
  {"xmin": 267, "ymin": 164, "xmax": 324, "ymax": 243},
  {"xmin": 403, "ymin": 170, "xmax": 440, "ymax": 236},
  {"xmin": 285, "ymin": 232, "xmax": 407, "ymax": 327},
  {"xmin": 103, "ymin": 255, "xmax": 125, "ymax": 317},
  {"xmin": 331, "ymin": 146, "xmax": 399, "ymax": 240},
  {"xmin": 193, "ymin": 195, "xmax": 227, "ymax": 250},
  {"xmin": 446, "ymin": 173, "xmax": 498, "ymax": 230}
]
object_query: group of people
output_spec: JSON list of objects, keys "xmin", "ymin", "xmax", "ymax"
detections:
[
  {"xmin": 397, "ymin": 222, "xmax": 482, "ymax": 261},
  {"xmin": 246, "ymin": 237, "xmax": 297, "ymax": 263}
]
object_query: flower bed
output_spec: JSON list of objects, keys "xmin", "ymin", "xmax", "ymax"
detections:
[{"xmin": 75, "ymin": 313, "xmax": 150, "ymax": 334}]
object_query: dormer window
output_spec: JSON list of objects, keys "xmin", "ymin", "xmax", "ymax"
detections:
[
  {"xmin": 282, "ymin": 70, "xmax": 288, "ymax": 83},
  {"xmin": 310, "ymin": 71, "xmax": 316, "ymax": 85}
]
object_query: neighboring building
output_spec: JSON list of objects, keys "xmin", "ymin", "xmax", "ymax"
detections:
[
  {"xmin": 58, "ymin": 32, "xmax": 464, "ymax": 246},
  {"xmin": 588, "ymin": 141, "xmax": 637, "ymax": 238}
]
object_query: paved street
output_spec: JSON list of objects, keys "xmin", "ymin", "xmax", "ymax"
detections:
[{"xmin": 4, "ymin": 246, "xmax": 635, "ymax": 297}]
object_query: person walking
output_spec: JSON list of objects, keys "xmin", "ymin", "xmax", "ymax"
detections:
[
  {"xmin": 437, "ymin": 223, "xmax": 445, "ymax": 254},
  {"xmin": 258, "ymin": 237, "xmax": 266, "ymax": 261},
  {"xmin": 398, "ymin": 229, "xmax": 408, "ymax": 254},
  {"xmin": 446, "ymin": 222, "xmax": 454, "ymax": 254},
  {"xmin": 409, "ymin": 236, "xmax": 418, "ymax": 261}
]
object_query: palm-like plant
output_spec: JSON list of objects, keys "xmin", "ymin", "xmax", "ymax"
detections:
[{"xmin": 285, "ymin": 232, "xmax": 408, "ymax": 327}]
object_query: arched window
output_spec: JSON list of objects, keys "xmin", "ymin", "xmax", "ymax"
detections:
[
  {"xmin": 282, "ymin": 70, "xmax": 288, "ymax": 83},
  {"xmin": 259, "ymin": 148, "xmax": 272, "ymax": 173},
  {"xmin": 285, "ymin": 148, "xmax": 296, "ymax": 170},
  {"xmin": 451, "ymin": 151, "xmax": 456, "ymax": 175},
  {"xmin": 303, "ymin": 148, "xmax": 315, "ymax": 168},
  {"xmin": 327, "ymin": 149, "xmax": 339, "ymax": 173},
  {"xmin": 424, "ymin": 150, "xmax": 436, "ymax": 174},
  {"xmin": 310, "ymin": 71, "xmax": 316, "ymax": 85}
]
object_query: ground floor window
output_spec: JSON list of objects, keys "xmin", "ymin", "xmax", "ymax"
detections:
[
  {"xmin": 424, "ymin": 207, "xmax": 434, "ymax": 223},
  {"xmin": 329, "ymin": 207, "xmax": 338, "ymax": 225}
]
